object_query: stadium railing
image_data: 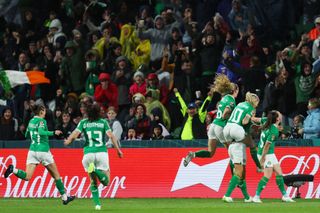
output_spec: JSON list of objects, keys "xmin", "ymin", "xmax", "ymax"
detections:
[{"xmin": 0, "ymin": 139, "xmax": 318, "ymax": 148}]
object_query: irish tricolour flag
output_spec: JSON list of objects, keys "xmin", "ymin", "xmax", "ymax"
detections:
[{"xmin": 0, "ymin": 70, "xmax": 50, "ymax": 93}]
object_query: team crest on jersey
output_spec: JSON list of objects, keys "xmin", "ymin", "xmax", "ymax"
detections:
[
  {"xmin": 271, "ymin": 135, "xmax": 275, "ymax": 140},
  {"xmin": 39, "ymin": 121, "xmax": 44, "ymax": 127}
]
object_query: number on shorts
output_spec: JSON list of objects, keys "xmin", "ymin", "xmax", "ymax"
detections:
[{"xmin": 87, "ymin": 131, "xmax": 103, "ymax": 147}]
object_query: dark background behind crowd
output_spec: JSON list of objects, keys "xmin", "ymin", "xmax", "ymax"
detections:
[{"xmin": 0, "ymin": 0, "xmax": 320, "ymax": 142}]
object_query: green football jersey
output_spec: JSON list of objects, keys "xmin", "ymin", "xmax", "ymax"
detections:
[
  {"xmin": 257, "ymin": 119, "xmax": 279, "ymax": 155},
  {"xmin": 26, "ymin": 116, "xmax": 54, "ymax": 152},
  {"xmin": 213, "ymin": 94, "xmax": 236, "ymax": 127},
  {"xmin": 227, "ymin": 101, "xmax": 255, "ymax": 127},
  {"xmin": 76, "ymin": 118, "xmax": 111, "ymax": 154}
]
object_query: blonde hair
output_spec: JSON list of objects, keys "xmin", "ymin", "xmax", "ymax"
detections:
[
  {"xmin": 245, "ymin": 92, "xmax": 260, "ymax": 108},
  {"xmin": 210, "ymin": 74, "xmax": 234, "ymax": 95}
]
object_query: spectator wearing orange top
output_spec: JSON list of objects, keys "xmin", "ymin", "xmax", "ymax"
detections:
[
  {"xmin": 308, "ymin": 17, "xmax": 320, "ymax": 41},
  {"xmin": 94, "ymin": 73, "xmax": 118, "ymax": 110}
]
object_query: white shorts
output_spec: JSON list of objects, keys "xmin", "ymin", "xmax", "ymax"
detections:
[
  {"xmin": 228, "ymin": 143, "xmax": 246, "ymax": 165},
  {"xmin": 258, "ymin": 154, "xmax": 279, "ymax": 168},
  {"xmin": 26, "ymin": 151, "xmax": 55, "ymax": 166},
  {"xmin": 82, "ymin": 152, "xmax": 109, "ymax": 172},
  {"xmin": 223, "ymin": 123, "xmax": 245, "ymax": 142},
  {"xmin": 207, "ymin": 124, "xmax": 226, "ymax": 143}
]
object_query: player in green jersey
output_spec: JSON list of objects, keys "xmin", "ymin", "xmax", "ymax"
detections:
[
  {"xmin": 4, "ymin": 104, "xmax": 75, "ymax": 205},
  {"xmin": 184, "ymin": 74, "xmax": 238, "ymax": 166},
  {"xmin": 222, "ymin": 92, "xmax": 260, "ymax": 203},
  {"xmin": 252, "ymin": 111, "xmax": 295, "ymax": 203},
  {"xmin": 64, "ymin": 103, "xmax": 123, "ymax": 210}
]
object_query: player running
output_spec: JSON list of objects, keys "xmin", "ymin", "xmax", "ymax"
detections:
[
  {"xmin": 4, "ymin": 104, "xmax": 75, "ymax": 205},
  {"xmin": 252, "ymin": 111, "xmax": 295, "ymax": 203},
  {"xmin": 222, "ymin": 92, "xmax": 260, "ymax": 202},
  {"xmin": 64, "ymin": 103, "xmax": 123, "ymax": 210},
  {"xmin": 184, "ymin": 74, "xmax": 238, "ymax": 167}
]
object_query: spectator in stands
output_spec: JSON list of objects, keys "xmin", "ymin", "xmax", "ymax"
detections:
[
  {"xmin": 47, "ymin": 19, "xmax": 67, "ymax": 50},
  {"xmin": 228, "ymin": 0, "xmax": 255, "ymax": 33},
  {"xmin": 150, "ymin": 107, "xmax": 170, "ymax": 138},
  {"xmin": 56, "ymin": 111, "xmax": 76, "ymax": 139},
  {"xmin": 0, "ymin": 107, "xmax": 18, "ymax": 140},
  {"xmin": 129, "ymin": 71, "xmax": 147, "ymax": 100},
  {"xmin": 84, "ymin": 49, "xmax": 101, "ymax": 96},
  {"xmin": 137, "ymin": 11, "xmax": 183, "ymax": 66},
  {"xmin": 299, "ymin": 98, "xmax": 320, "ymax": 139},
  {"xmin": 308, "ymin": 17, "xmax": 320, "ymax": 41},
  {"xmin": 53, "ymin": 107, "xmax": 62, "ymax": 129},
  {"xmin": 173, "ymin": 88, "xmax": 212, "ymax": 140},
  {"xmin": 94, "ymin": 73, "xmax": 118, "ymax": 111},
  {"xmin": 146, "ymin": 73, "xmax": 169, "ymax": 105},
  {"xmin": 106, "ymin": 106, "xmax": 123, "ymax": 147},
  {"xmin": 290, "ymin": 114, "xmax": 304, "ymax": 139},
  {"xmin": 125, "ymin": 127, "xmax": 140, "ymax": 140},
  {"xmin": 125, "ymin": 103, "xmax": 151, "ymax": 140},
  {"xmin": 151, "ymin": 124, "xmax": 164, "ymax": 140}
]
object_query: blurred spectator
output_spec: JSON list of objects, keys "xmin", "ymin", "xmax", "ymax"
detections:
[
  {"xmin": 308, "ymin": 17, "xmax": 320, "ymax": 41},
  {"xmin": 173, "ymin": 88, "xmax": 211, "ymax": 140},
  {"xmin": 129, "ymin": 71, "xmax": 147, "ymax": 100},
  {"xmin": 119, "ymin": 24, "xmax": 139, "ymax": 59},
  {"xmin": 125, "ymin": 103, "xmax": 151, "ymax": 140},
  {"xmin": 146, "ymin": 73, "xmax": 169, "ymax": 105},
  {"xmin": 300, "ymin": 98, "xmax": 320, "ymax": 139},
  {"xmin": 60, "ymin": 40, "xmax": 86, "ymax": 94},
  {"xmin": 84, "ymin": 49, "xmax": 101, "ymax": 96},
  {"xmin": 150, "ymin": 107, "xmax": 170, "ymax": 138},
  {"xmin": 151, "ymin": 124, "xmax": 164, "ymax": 140},
  {"xmin": 0, "ymin": 107, "xmax": 18, "ymax": 140},
  {"xmin": 94, "ymin": 73, "xmax": 118, "ymax": 111},
  {"xmin": 106, "ymin": 106, "xmax": 123, "ymax": 147},
  {"xmin": 124, "ymin": 127, "xmax": 140, "ymax": 140},
  {"xmin": 290, "ymin": 114, "xmax": 304, "ymax": 139},
  {"xmin": 56, "ymin": 111, "xmax": 76, "ymax": 139},
  {"xmin": 47, "ymin": 18, "xmax": 66, "ymax": 50}
]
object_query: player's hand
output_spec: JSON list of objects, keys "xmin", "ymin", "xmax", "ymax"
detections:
[
  {"xmin": 173, "ymin": 88, "xmax": 178, "ymax": 93},
  {"xmin": 64, "ymin": 139, "xmax": 70, "ymax": 146},
  {"xmin": 55, "ymin": 130, "xmax": 63, "ymax": 136},
  {"xmin": 117, "ymin": 149, "xmax": 123, "ymax": 158}
]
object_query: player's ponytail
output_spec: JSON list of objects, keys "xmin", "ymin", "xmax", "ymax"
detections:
[{"xmin": 261, "ymin": 110, "xmax": 279, "ymax": 131}]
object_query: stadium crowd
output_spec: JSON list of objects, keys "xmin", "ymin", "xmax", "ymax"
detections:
[{"xmin": 0, "ymin": 0, "xmax": 320, "ymax": 142}]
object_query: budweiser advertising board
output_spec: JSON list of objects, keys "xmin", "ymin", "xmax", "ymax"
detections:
[{"xmin": 0, "ymin": 148, "xmax": 319, "ymax": 198}]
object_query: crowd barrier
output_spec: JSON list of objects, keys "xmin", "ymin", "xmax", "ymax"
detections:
[{"xmin": 0, "ymin": 144, "xmax": 319, "ymax": 199}]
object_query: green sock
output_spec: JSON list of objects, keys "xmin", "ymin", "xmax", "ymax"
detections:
[
  {"xmin": 55, "ymin": 178, "xmax": 65, "ymax": 195},
  {"xmin": 225, "ymin": 175, "xmax": 240, "ymax": 197},
  {"xmin": 229, "ymin": 160, "xmax": 234, "ymax": 175},
  {"xmin": 95, "ymin": 169, "xmax": 109, "ymax": 186},
  {"xmin": 15, "ymin": 169, "xmax": 27, "ymax": 180},
  {"xmin": 195, "ymin": 150, "xmax": 211, "ymax": 158},
  {"xmin": 256, "ymin": 176, "xmax": 269, "ymax": 196},
  {"xmin": 90, "ymin": 183, "xmax": 101, "ymax": 206},
  {"xmin": 238, "ymin": 179, "xmax": 250, "ymax": 200},
  {"xmin": 250, "ymin": 147, "xmax": 261, "ymax": 169},
  {"xmin": 276, "ymin": 175, "xmax": 286, "ymax": 195}
]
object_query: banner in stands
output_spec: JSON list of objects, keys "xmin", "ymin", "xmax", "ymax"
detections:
[{"xmin": 0, "ymin": 148, "xmax": 319, "ymax": 198}]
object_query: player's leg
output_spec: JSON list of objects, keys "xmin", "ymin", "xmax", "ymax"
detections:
[
  {"xmin": 89, "ymin": 152, "xmax": 111, "ymax": 186},
  {"xmin": 238, "ymin": 165, "xmax": 251, "ymax": 202},
  {"xmin": 223, "ymin": 143, "xmax": 244, "ymax": 202},
  {"xmin": 46, "ymin": 162, "xmax": 75, "ymax": 205},
  {"xmin": 243, "ymin": 135, "xmax": 262, "ymax": 171},
  {"xmin": 253, "ymin": 166, "xmax": 273, "ymax": 203},
  {"xmin": 83, "ymin": 153, "xmax": 102, "ymax": 209},
  {"xmin": 4, "ymin": 151, "xmax": 39, "ymax": 180},
  {"xmin": 89, "ymin": 174, "xmax": 101, "ymax": 210},
  {"xmin": 273, "ymin": 161, "xmax": 295, "ymax": 202},
  {"xmin": 184, "ymin": 124, "xmax": 217, "ymax": 167}
]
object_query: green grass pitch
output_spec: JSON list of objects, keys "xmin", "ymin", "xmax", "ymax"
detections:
[{"xmin": 0, "ymin": 198, "xmax": 318, "ymax": 213}]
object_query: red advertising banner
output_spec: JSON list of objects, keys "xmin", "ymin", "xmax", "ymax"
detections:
[{"xmin": 0, "ymin": 148, "xmax": 319, "ymax": 198}]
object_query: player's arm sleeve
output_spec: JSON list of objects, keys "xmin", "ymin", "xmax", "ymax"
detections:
[
  {"xmin": 38, "ymin": 121, "xmax": 54, "ymax": 136},
  {"xmin": 24, "ymin": 127, "xmax": 30, "ymax": 139}
]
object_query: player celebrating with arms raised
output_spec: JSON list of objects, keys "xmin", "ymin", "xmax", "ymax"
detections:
[
  {"xmin": 4, "ymin": 104, "xmax": 75, "ymax": 205},
  {"xmin": 252, "ymin": 111, "xmax": 295, "ymax": 203},
  {"xmin": 222, "ymin": 92, "xmax": 260, "ymax": 202},
  {"xmin": 64, "ymin": 103, "xmax": 123, "ymax": 210}
]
